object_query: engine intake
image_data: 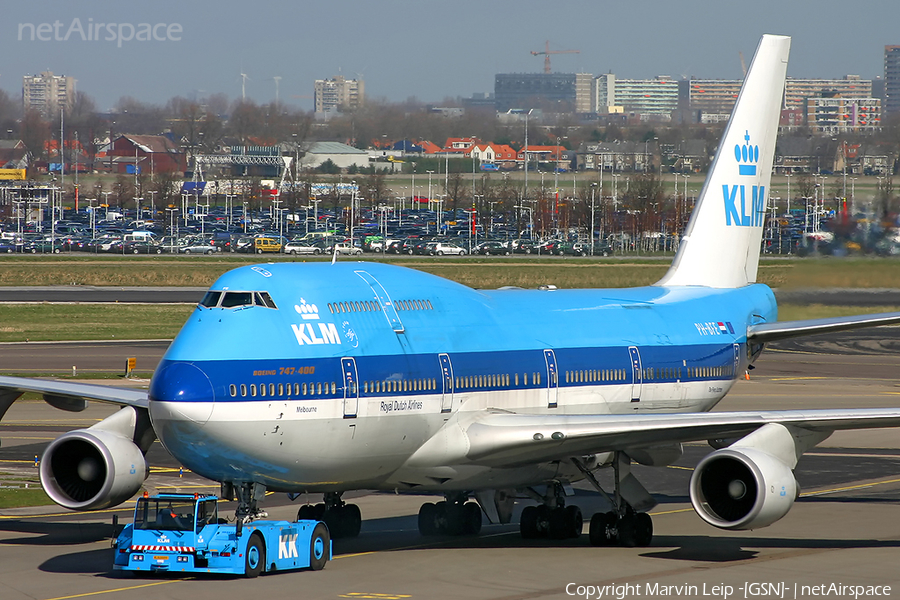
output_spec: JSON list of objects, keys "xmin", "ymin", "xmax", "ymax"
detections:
[
  {"xmin": 689, "ymin": 447, "xmax": 797, "ymax": 530},
  {"xmin": 40, "ymin": 428, "xmax": 147, "ymax": 510}
]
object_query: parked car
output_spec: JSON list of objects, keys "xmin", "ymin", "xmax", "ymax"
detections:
[
  {"xmin": 326, "ymin": 242, "xmax": 362, "ymax": 256},
  {"xmin": 474, "ymin": 241, "xmax": 509, "ymax": 255},
  {"xmin": 253, "ymin": 236, "xmax": 284, "ymax": 254},
  {"xmin": 124, "ymin": 241, "xmax": 164, "ymax": 254},
  {"xmin": 283, "ymin": 240, "xmax": 323, "ymax": 255},
  {"xmin": 180, "ymin": 238, "xmax": 218, "ymax": 254},
  {"xmin": 427, "ymin": 242, "xmax": 466, "ymax": 256},
  {"xmin": 24, "ymin": 239, "xmax": 63, "ymax": 254},
  {"xmin": 508, "ymin": 239, "xmax": 537, "ymax": 254}
]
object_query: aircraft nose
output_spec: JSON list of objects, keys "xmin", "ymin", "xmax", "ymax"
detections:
[{"xmin": 149, "ymin": 361, "xmax": 216, "ymax": 426}]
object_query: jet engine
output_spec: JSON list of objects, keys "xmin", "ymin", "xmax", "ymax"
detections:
[
  {"xmin": 689, "ymin": 446, "xmax": 797, "ymax": 530},
  {"xmin": 39, "ymin": 406, "xmax": 153, "ymax": 511}
]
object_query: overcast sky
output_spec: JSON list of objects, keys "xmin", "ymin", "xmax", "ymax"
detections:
[{"xmin": 4, "ymin": 0, "xmax": 899, "ymax": 113}]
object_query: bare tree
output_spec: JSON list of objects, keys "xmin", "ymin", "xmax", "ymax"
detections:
[{"xmin": 19, "ymin": 109, "xmax": 50, "ymax": 163}]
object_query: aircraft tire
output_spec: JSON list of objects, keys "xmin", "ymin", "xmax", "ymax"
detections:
[
  {"xmin": 343, "ymin": 503, "xmax": 362, "ymax": 538},
  {"xmin": 444, "ymin": 502, "xmax": 466, "ymax": 535},
  {"xmin": 617, "ymin": 514, "xmax": 638, "ymax": 547},
  {"xmin": 418, "ymin": 502, "xmax": 438, "ymax": 535},
  {"xmin": 564, "ymin": 505, "xmax": 583, "ymax": 539},
  {"xmin": 296, "ymin": 504, "xmax": 315, "ymax": 521},
  {"xmin": 548, "ymin": 508, "xmax": 569, "ymax": 539},
  {"xmin": 309, "ymin": 523, "xmax": 329, "ymax": 570},
  {"xmin": 464, "ymin": 502, "xmax": 482, "ymax": 535},
  {"xmin": 244, "ymin": 532, "xmax": 265, "ymax": 578},
  {"xmin": 588, "ymin": 512, "xmax": 615, "ymax": 546},
  {"xmin": 633, "ymin": 512, "xmax": 653, "ymax": 546},
  {"xmin": 520, "ymin": 505, "xmax": 540, "ymax": 539}
]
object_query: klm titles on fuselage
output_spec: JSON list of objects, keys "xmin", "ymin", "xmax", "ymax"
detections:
[
  {"xmin": 291, "ymin": 300, "xmax": 341, "ymax": 346},
  {"xmin": 723, "ymin": 131, "xmax": 765, "ymax": 228}
]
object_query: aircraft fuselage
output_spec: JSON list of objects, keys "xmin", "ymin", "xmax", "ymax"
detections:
[{"xmin": 148, "ymin": 262, "xmax": 777, "ymax": 493}]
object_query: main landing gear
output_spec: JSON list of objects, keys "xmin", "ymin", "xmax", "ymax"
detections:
[
  {"xmin": 519, "ymin": 482, "xmax": 583, "ymax": 539},
  {"xmin": 516, "ymin": 453, "xmax": 654, "ymax": 546},
  {"xmin": 573, "ymin": 452, "xmax": 654, "ymax": 547},
  {"xmin": 417, "ymin": 493, "xmax": 482, "ymax": 536},
  {"xmin": 296, "ymin": 492, "xmax": 362, "ymax": 539}
]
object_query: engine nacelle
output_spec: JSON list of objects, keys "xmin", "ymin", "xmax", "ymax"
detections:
[
  {"xmin": 40, "ymin": 428, "xmax": 147, "ymax": 510},
  {"xmin": 689, "ymin": 447, "xmax": 797, "ymax": 530}
]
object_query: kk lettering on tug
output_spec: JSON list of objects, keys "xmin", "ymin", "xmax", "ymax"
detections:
[{"xmin": 4, "ymin": 34, "xmax": 900, "ymax": 548}]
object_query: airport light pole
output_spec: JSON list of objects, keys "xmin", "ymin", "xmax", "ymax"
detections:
[
  {"xmin": 785, "ymin": 173, "xmax": 792, "ymax": 215},
  {"xmin": 590, "ymin": 182, "xmax": 597, "ymax": 255}
]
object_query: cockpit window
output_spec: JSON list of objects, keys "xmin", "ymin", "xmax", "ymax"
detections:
[
  {"xmin": 198, "ymin": 290, "xmax": 278, "ymax": 310},
  {"xmin": 255, "ymin": 291, "xmax": 278, "ymax": 309},
  {"xmin": 199, "ymin": 291, "xmax": 222, "ymax": 308},
  {"xmin": 220, "ymin": 292, "xmax": 253, "ymax": 308}
]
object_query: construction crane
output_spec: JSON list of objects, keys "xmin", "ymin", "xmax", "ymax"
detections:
[{"xmin": 531, "ymin": 41, "xmax": 580, "ymax": 74}]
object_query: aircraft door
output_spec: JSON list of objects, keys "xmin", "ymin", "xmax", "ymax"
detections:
[
  {"xmin": 629, "ymin": 346, "xmax": 642, "ymax": 403},
  {"xmin": 341, "ymin": 357, "xmax": 359, "ymax": 419},
  {"xmin": 543, "ymin": 349, "xmax": 559, "ymax": 408},
  {"xmin": 438, "ymin": 353, "xmax": 454, "ymax": 413},
  {"xmin": 733, "ymin": 343, "xmax": 741, "ymax": 378}
]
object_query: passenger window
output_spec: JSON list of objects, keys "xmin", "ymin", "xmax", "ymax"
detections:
[
  {"xmin": 240, "ymin": 384, "xmax": 247, "ymax": 396},
  {"xmin": 278, "ymin": 383, "xmax": 283, "ymax": 396},
  {"xmin": 260, "ymin": 384, "xmax": 267, "ymax": 397},
  {"xmin": 250, "ymin": 384, "xmax": 257, "ymax": 396},
  {"xmin": 229, "ymin": 384, "xmax": 237, "ymax": 397}
]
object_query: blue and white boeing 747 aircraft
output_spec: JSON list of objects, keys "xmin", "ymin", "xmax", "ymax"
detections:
[{"xmin": 3, "ymin": 34, "xmax": 900, "ymax": 546}]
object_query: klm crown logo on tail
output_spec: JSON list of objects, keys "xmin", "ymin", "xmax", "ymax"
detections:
[{"xmin": 723, "ymin": 131, "xmax": 765, "ymax": 227}]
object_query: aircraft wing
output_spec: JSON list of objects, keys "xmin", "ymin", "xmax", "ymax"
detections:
[
  {"xmin": 748, "ymin": 312, "xmax": 900, "ymax": 343},
  {"xmin": 410, "ymin": 408, "xmax": 900, "ymax": 468},
  {"xmin": 0, "ymin": 374, "xmax": 148, "ymax": 413}
]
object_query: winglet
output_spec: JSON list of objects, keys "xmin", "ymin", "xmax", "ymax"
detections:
[{"xmin": 656, "ymin": 35, "xmax": 790, "ymax": 288}]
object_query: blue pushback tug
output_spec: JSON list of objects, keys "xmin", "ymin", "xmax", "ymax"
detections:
[{"xmin": 113, "ymin": 493, "xmax": 330, "ymax": 576}]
